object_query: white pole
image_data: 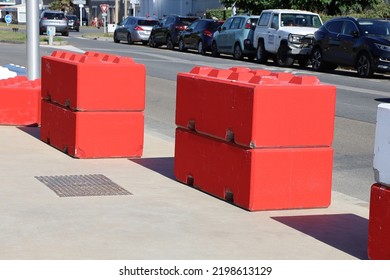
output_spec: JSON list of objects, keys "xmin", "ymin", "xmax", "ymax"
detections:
[
  {"xmin": 79, "ymin": 4, "xmax": 83, "ymax": 26},
  {"xmin": 26, "ymin": 0, "xmax": 40, "ymax": 80}
]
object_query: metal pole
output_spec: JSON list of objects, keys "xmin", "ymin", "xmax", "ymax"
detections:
[
  {"xmin": 115, "ymin": 0, "xmax": 119, "ymax": 24},
  {"xmin": 26, "ymin": 0, "xmax": 40, "ymax": 80},
  {"xmin": 124, "ymin": 0, "xmax": 127, "ymax": 19}
]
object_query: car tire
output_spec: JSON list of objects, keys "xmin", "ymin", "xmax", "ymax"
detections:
[
  {"xmin": 233, "ymin": 43, "xmax": 243, "ymax": 60},
  {"xmin": 211, "ymin": 41, "xmax": 219, "ymax": 57},
  {"xmin": 197, "ymin": 40, "xmax": 205, "ymax": 55},
  {"xmin": 256, "ymin": 41, "xmax": 268, "ymax": 64},
  {"xmin": 178, "ymin": 38, "xmax": 186, "ymax": 52},
  {"xmin": 149, "ymin": 34, "xmax": 157, "ymax": 47},
  {"xmin": 114, "ymin": 32, "xmax": 120, "ymax": 43},
  {"xmin": 356, "ymin": 52, "xmax": 374, "ymax": 78},
  {"xmin": 276, "ymin": 44, "xmax": 294, "ymax": 67},
  {"xmin": 311, "ymin": 47, "xmax": 337, "ymax": 72},
  {"xmin": 62, "ymin": 31, "xmax": 69, "ymax": 36},
  {"xmin": 127, "ymin": 33, "xmax": 133, "ymax": 44},
  {"xmin": 166, "ymin": 35, "xmax": 174, "ymax": 50}
]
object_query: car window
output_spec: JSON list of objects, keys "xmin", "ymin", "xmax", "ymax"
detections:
[
  {"xmin": 165, "ymin": 16, "xmax": 175, "ymax": 25},
  {"xmin": 43, "ymin": 12, "xmax": 65, "ymax": 20},
  {"xmin": 231, "ymin": 18, "xmax": 242, "ymax": 29},
  {"xmin": 209, "ymin": 21, "xmax": 223, "ymax": 31},
  {"xmin": 196, "ymin": 20, "xmax": 207, "ymax": 30},
  {"xmin": 271, "ymin": 14, "xmax": 279, "ymax": 28},
  {"xmin": 258, "ymin": 12, "xmax": 271, "ymax": 26},
  {"xmin": 325, "ymin": 20, "xmax": 343, "ymax": 34},
  {"xmin": 187, "ymin": 20, "xmax": 199, "ymax": 31},
  {"xmin": 359, "ymin": 20, "xmax": 390, "ymax": 36},
  {"xmin": 342, "ymin": 21, "xmax": 358, "ymax": 36},
  {"xmin": 138, "ymin": 19, "xmax": 158, "ymax": 26},
  {"xmin": 222, "ymin": 17, "xmax": 234, "ymax": 30}
]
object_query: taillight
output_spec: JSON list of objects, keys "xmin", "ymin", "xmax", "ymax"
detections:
[
  {"xmin": 134, "ymin": 26, "xmax": 144, "ymax": 31},
  {"xmin": 245, "ymin": 23, "xmax": 251, "ymax": 29},
  {"xmin": 203, "ymin": 30, "xmax": 213, "ymax": 37},
  {"xmin": 176, "ymin": 25, "xmax": 186, "ymax": 31}
]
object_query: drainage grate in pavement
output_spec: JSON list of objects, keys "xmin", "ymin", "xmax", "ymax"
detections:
[{"xmin": 35, "ymin": 174, "xmax": 132, "ymax": 197}]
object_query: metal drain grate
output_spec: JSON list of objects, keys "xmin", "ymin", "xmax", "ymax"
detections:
[{"xmin": 35, "ymin": 174, "xmax": 132, "ymax": 197}]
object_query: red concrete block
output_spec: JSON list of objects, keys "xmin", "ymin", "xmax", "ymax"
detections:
[
  {"xmin": 368, "ymin": 183, "xmax": 390, "ymax": 260},
  {"xmin": 41, "ymin": 51, "xmax": 146, "ymax": 111},
  {"xmin": 0, "ymin": 76, "xmax": 41, "ymax": 126},
  {"xmin": 174, "ymin": 128, "xmax": 333, "ymax": 211},
  {"xmin": 176, "ymin": 66, "xmax": 336, "ymax": 148},
  {"xmin": 40, "ymin": 100, "xmax": 144, "ymax": 158}
]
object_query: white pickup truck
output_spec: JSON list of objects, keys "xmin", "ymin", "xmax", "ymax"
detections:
[{"xmin": 253, "ymin": 9, "xmax": 323, "ymax": 67}]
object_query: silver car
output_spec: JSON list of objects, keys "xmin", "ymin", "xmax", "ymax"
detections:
[
  {"xmin": 114, "ymin": 16, "xmax": 159, "ymax": 44},
  {"xmin": 39, "ymin": 10, "xmax": 69, "ymax": 36}
]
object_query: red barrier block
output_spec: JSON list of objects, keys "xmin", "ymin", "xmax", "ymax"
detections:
[
  {"xmin": 41, "ymin": 51, "xmax": 146, "ymax": 111},
  {"xmin": 368, "ymin": 183, "xmax": 390, "ymax": 260},
  {"xmin": 174, "ymin": 128, "xmax": 333, "ymax": 211},
  {"xmin": 176, "ymin": 67, "xmax": 336, "ymax": 148},
  {"xmin": 0, "ymin": 76, "xmax": 41, "ymax": 126},
  {"xmin": 40, "ymin": 100, "xmax": 144, "ymax": 158}
]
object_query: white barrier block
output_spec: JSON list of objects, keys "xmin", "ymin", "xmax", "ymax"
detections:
[
  {"xmin": 0, "ymin": 66, "xmax": 17, "ymax": 80},
  {"xmin": 374, "ymin": 103, "xmax": 390, "ymax": 185}
]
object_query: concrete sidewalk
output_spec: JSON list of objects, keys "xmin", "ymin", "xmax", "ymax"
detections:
[{"xmin": 0, "ymin": 125, "xmax": 369, "ymax": 260}]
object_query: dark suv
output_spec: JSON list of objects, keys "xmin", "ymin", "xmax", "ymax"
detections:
[
  {"xmin": 177, "ymin": 19, "xmax": 224, "ymax": 54},
  {"xmin": 148, "ymin": 15, "xmax": 199, "ymax": 49},
  {"xmin": 311, "ymin": 17, "xmax": 390, "ymax": 77}
]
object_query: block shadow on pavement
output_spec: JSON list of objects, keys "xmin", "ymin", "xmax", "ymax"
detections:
[
  {"xmin": 271, "ymin": 214, "xmax": 368, "ymax": 260},
  {"xmin": 18, "ymin": 126, "xmax": 40, "ymax": 139},
  {"xmin": 130, "ymin": 157, "xmax": 175, "ymax": 180}
]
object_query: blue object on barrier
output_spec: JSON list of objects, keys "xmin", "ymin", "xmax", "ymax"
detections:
[{"xmin": 3, "ymin": 64, "xmax": 27, "ymax": 76}]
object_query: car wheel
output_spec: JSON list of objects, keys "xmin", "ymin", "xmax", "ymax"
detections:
[
  {"xmin": 233, "ymin": 43, "xmax": 243, "ymax": 60},
  {"xmin": 62, "ymin": 31, "xmax": 69, "ymax": 36},
  {"xmin": 166, "ymin": 35, "xmax": 174, "ymax": 50},
  {"xmin": 178, "ymin": 38, "xmax": 186, "ymax": 52},
  {"xmin": 211, "ymin": 41, "xmax": 219, "ymax": 57},
  {"xmin": 149, "ymin": 34, "xmax": 157, "ymax": 47},
  {"xmin": 247, "ymin": 55, "xmax": 255, "ymax": 61},
  {"xmin": 127, "ymin": 33, "xmax": 133, "ymax": 44},
  {"xmin": 311, "ymin": 48, "xmax": 324, "ymax": 71},
  {"xmin": 276, "ymin": 44, "xmax": 294, "ymax": 67},
  {"xmin": 197, "ymin": 40, "xmax": 205, "ymax": 55},
  {"xmin": 256, "ymin": 41, "xmax": 268, "ymax": 64},
  {"xmin": 356, "ymin": 53, "xmax": 374, "ymax": 78},
  {"xmin": 114, "ymin": 32, "xmax": 120, "ymax": 43}
]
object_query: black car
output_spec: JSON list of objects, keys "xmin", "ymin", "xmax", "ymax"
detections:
[
  {"xmin": 148, "ymin": 15, "xmax": 199, "ymax": 50},
  {"xmin": 177, "ymin": 19, "xmax": 224, "ymax": 54},
  {"xmin": 311, "ymin": 17, "xmax": 390, "ymax": 77},
  {"xmin": 66, "ymin": 15, "xmax": 80, "ymax": 32}
]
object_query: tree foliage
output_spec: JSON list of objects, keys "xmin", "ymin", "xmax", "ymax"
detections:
[
  {"xmin": 50, "ymin": 0, "xmax": 74, "ymax": 13},
  {"xmin": 219, "ymin": 0, "xmax": 385, "ymax": 16}
]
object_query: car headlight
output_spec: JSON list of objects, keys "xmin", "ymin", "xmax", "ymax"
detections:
[
  {"xmin": 375, "ymin": 43, "xmax": 390, "ymax": 52},
  {"xmin": 288, "ymin": 34, "xmax": 303, "ymax": 44}
]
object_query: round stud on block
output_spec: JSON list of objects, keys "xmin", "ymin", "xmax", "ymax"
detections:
[
  {"xmin": 229, "ymin": 67, "xmax": 251, "ymax": 73},
  {"xmin": 189, "ymin": 66, "xmax": 214, "ymax": 76},
  {"xmin": 289, "ymin": 76, "xmax": 320, "ymax": 85},
  {"xmin": 227, "ymin": 72, "xmax": 255, "ymax": 82},
  {"xmin": 207, "ymin": 69, "xmax": 234, "ymax": 79},
  {"xmin": 270, "ymin": 72, "xmax": 294, "ymax": 82}
]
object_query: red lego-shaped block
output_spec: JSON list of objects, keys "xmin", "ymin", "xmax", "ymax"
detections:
[
  {"xmin": 40, "ymin": 100, "xmax": 144, "ymax": 158},
  {"xmin": 368, "ymin": 183, "xmax": 390, "ymax": 260},
  {"xmin": 174, "ymin": 128, "xmax": 333, "ymax": 211},
  {"xmin": 176, "ymin": 66, "xmax": 336, "ymax": 148},
  {"xmin": 0, "ymin": 76, "xmax": 41, "ymax": 126},
  {"xmin": 41, "ymin": 51, "xmax": 146, "ymax": 111}
]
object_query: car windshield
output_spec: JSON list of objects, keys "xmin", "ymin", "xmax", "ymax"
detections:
[
  {"xmin": 281, "ymin": 14, "xmax": 322, "ymax": 28},
  {"xmin": 138, "ymin": 19, "xmax": 159, "ymax": 26},
  {"xmin": 44, "ymin": 12, "xmax": 65, "ymax": 20},
  {"xmin": 358, "ymin": 20, "xmax": 390, "ymax": 37},
  {"xmin": 179, "ymin": 17, "xmax": 198, "ymax": 26}
]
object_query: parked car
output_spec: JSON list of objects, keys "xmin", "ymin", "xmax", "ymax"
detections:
[
  {"xmin": 149, "ymin": 15, "xmax": 199, "ymax": 49},
  {"xmin": 39, "ymin": 10, "xmax": 69, "ymax": 36},
  {"xmin": 66, "ymin": 14, "xmax": 80, "ymax": 32},
  {"xmin": 114, "ymin": 16, "xmax": 159, "ymax": 44},
  {"xmin": 311, "ymin": 17, "xmax": 390, "ymax": 77},
  {"xmin": 253, "ymin": 9, "xmax": 323, "ymax": 67},
  {"xmin": 177, "ymin": 19, "xmax": 224, "ymax": 54},
  {"xmin": 211, "ymin": 14, "xmax": 259, "ymax": 60}
]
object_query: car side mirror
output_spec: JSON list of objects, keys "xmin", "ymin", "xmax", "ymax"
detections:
[{"xmin": 351, "ymin": 30, "xmax": 359, "ymax": 37}]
